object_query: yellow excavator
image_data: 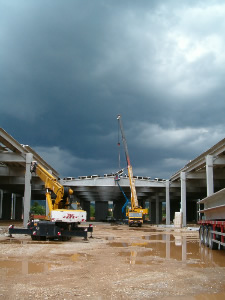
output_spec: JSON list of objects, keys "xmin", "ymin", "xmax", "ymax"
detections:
[
  {"xmin": 30, "ymin": 162, "xmax": 85, "ymax": 223},
  {"xmin": 117, "ymin": 115, "xmax": 148, "ymax": 226},
  {"xmin": 9, "ymin": 162, "xmax": 93, "ymax": 240}
]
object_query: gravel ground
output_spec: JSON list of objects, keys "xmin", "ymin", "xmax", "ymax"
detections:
[{"xmin": 1, "ymin": 222, "xmax": 225, "ymax": 300}]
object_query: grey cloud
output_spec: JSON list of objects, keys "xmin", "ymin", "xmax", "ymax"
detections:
[{"xmin": 1, "ymin": 0, "xmax": 225, "ymax": 178}]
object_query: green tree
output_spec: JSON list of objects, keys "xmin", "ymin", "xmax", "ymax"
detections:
[
  {"xmin": 90, "ymin": 204, "xmax": 95, "ymax": 218},
  {"xmin": 31, "ymin": 202, "xmax": 46, "ymax": 215}
]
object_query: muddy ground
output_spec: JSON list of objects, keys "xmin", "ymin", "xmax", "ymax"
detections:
[{"xmin": 1, "ymin": 222, "xmax": 225, "ymax": 300}]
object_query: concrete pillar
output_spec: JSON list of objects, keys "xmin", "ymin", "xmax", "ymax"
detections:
[
  {"xmin": 11, "ymin": 193, "xmax": 16, "ymax": 220},
  {"xmin": 0, "ymin": 189, "xmax": 3, "ymax": 219},
  {"xmin": 156, "ymin": 194, "xmax": 159, "ymax": 224},
  {"xmin": 23, "ymin": 153, "xmax": 33, "ymax": 227},
  {"xmin": 206, "ymin": 155, "xmax": 214, "ymax": 196},
  {"xmin": 159, "ymin": 202, "xmax": 162, "ymax": 223},
  {"xmin": 95, "ymin": 201, "xmax": 108, "ymax": 221},
  {"xmin": 46, "ymin": 169, "xmax": 52, "ymax": 217},
  {"xmin": 181, "ymin": 171, "xmax": 186, "ymax": 227},
  {"xmin": 166, "ymin": 180, "xmax": 170, "ymax": 225}
]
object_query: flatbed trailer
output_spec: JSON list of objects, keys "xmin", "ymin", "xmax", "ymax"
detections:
[
  {"xmin": 198, "ymin": 187, "xmax": 225, "ymax": 250},
  {"xmin": 9, "ymin": 221, "xmax": 93, "ymax": 241},
  {"xmin": 198, "ymin": 220, "xmax": 225, "ymax": 250}
]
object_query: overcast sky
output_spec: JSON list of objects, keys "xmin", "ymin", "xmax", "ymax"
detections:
[{"xmin": 1, "ymin": 0, "xmax": 225, "ymax": 179}]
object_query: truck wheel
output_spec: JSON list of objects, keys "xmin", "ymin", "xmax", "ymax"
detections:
[
  {"xmin": 199, "ymin": 226, "xmax": 204, "ymax": 244},
  {"xmin": 208, "ymin": 227, "xmax": 218, "ymax": 250},
  {"xmin": 203, "ymin": 226, "xmax": 209, "ymax": 247}
]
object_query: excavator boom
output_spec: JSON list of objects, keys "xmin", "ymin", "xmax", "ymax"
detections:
[{"xmin": 30, "ymin": 161, "xmax": 86, "ymax": 223}]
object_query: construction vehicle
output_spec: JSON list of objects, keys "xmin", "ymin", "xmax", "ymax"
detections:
[
  {"xmin": 198, "ymin": 188, "xmax": 225, "ymax": 250},
  {"xmin": 117, "ymin": 115, "xmax": 148, "ymax": 226},
  {"xmin": 9, "ymin": 162, "xmax": 93, "ymax": 240}
]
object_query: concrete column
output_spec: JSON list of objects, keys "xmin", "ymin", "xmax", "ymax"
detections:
[
  {"xmin": 11, "ymin": 193, "xmax": 16, "ymax": 220},
  {"xmin": 181, "ymin": 172, "xmax": 187, "ymax": 227},
  {"xmin": 23, "ymin": 153, "xmax": 33, "ymax": 227},
  {"xmin": 166, "ymin": 180, "xmax": 170, "ymax": 225},
  {"xmin": 95, "ymin": 201, "xmax": 108, "ymax": 221},
  {"xmin": 46, "ymin": 169, "xmax": 52, "ymax": 217},
  {"xmin": 156, "ymin": 194, "xmax": 159, "ymax": 225},
  {"xmin": 206, "ymin": 155, "xmax": 214, "ymax": 196},
  {"xmin": 0, "ymin": 189, "xmax": 3, "ymax": 219}
]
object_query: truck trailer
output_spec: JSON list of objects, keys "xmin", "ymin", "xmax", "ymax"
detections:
[{"xmin": 198, "ymin": 188, "xmax": 225, "ymax": 250}]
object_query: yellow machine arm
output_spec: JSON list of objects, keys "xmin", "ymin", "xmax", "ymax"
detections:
[
  {"xmin": 30, "ymin": 162, "xmax": 73, "ymax": 217},
  {"xmin": 117, "ymin": 115, "xmax": 139, "ymax": 211},
  {"xmin": 127, "ymin": 165, "xmax": 139, "ymax": 210}
]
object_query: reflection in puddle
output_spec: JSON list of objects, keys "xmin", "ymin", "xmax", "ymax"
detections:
[
  {"xmin": 0, "ymin": 260, "xmax": 55, "ymax": 276},
  {"xmin": 105, "ymin": 236, "xmax": 115, "ymax": 241},
  {"xmin": 166, "ymin": 291, "xmax": 225, "ymax": 299},
  {"xmin": 0, "ymin": 252, "xmax": 93, "ymax": 276},
  {"xmin": 70, "ymin": 253, "xmax": 92, "ymax": 262},
  {"xmin": 108, "ymin": 232, "xmax": 225, "ymax": 268}
]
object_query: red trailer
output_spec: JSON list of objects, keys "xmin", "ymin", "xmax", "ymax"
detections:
[
  {"xmin": 198, "ymin": 188, "xmax": 225, "ymax": 250},
  {"xmin": 198, "ymin": 219, "xmax": 225, "ymax": 250}
]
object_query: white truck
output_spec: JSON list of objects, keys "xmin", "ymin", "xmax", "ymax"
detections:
[{"xmin": 9, "ymin": 162, "xmax": 93, "ymax": 241}]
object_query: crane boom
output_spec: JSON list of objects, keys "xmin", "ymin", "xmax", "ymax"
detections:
[
  {"xmin": 117, "ymin": 115, "xmax": 138, "ymax": 209},
  {"xmin": 31, "ymin": 162, "xmax": 73, "ymax": 218},
  {"xmin": 117, "ymin": 115, "xmax": 148, "ymax": 226}
]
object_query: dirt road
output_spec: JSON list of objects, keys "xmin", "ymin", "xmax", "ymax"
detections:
[{"xmin": 1, "ymin": 222, "xmax": 225, "ymax": 299}]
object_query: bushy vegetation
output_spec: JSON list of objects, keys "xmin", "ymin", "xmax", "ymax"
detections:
[{"xmin": 30, "ymin": 201, "xmax": 46, "ymax": 215}]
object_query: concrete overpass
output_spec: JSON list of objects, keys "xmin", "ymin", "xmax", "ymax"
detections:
[{"xmin": 1, "ymin": 127, "xmax": 225, "ymax": 226}]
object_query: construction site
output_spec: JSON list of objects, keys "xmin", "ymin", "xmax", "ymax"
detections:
[{"xmin": 1, "ymin": 120, "xmax": 225, "ymax": 299}]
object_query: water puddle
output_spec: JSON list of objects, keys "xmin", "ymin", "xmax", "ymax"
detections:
[
  {"xmin": 0, "ymin": 252, "xmax": 92, "ymax": 276},
  {"xmin": 108, "ymin": 232, "xmax": 225, "ymax": 268},
  {"xmin": 0, "ymin": 259, "xmax": 56, "ymax": 276},
  {"xmin": 70, "ymin": 253, "xmax": 92, "ymax": 262},
  {"xmin": 166, "ymin": 291, "xmax": 225, "ymax": 299},
  {"xmin": 105, "ymin": 236, "xmax": 115, "ymax": 240}
]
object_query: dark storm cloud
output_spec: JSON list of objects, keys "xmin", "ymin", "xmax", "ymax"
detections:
[{"xmin": 1, "ymin": 0, "xmax": 225, "ymax": 178}]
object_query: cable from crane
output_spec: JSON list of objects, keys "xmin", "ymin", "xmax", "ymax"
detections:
[{"xmin": 118, "ymin": 118, "xmax": 121, "ymax": 169}]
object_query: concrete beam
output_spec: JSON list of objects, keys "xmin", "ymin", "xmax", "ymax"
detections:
[
  {"xmin": 214, "ymin": 156, "xmax": 225, "ymax": 165},
  {"xmin": 186, "ymin": 171, "xmax": 206, "ymax": 179},
  {"xmin": 0, "ymin": 166, "xmax": 25, "ymax": 176},
  {"xmin": 0, "ymin": 152, "xmax": 25, "ymax": 163}
]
